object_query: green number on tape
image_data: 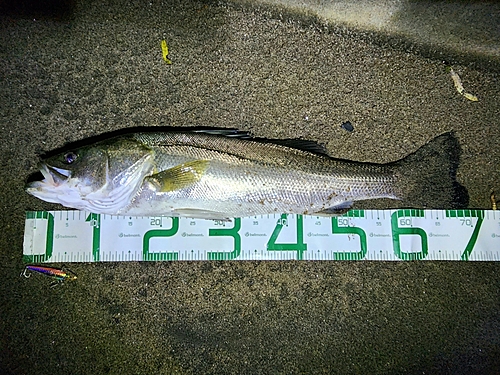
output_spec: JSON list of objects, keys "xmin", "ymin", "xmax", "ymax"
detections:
[
  {"xmin": 143, "ymin": 218, "xmax": 179, "ymax": 260},
  {"xmin": 86, "ymin": 213, "xmax": 101, "ymax": 261},
  {"xmin": 23, "ymin": 211, "xmax": 54, "ymax": 263},
  {"xmin": 207, "ymin": 218, "xmax": 241, "ymax": 260},
  {"xmin": 267, "ymin": 214, "xmax": 307, "ymax": 260},
  {"xmin": 446, "ymin": 210, "xmax": 485, "ymax": 261},
  {"xmin": 391, "ymin": 210, "xmax": 428, "ymax": 260},
  {"xmin": 331, "ymin": 217, "xmax": 367, "ymax": 260}
]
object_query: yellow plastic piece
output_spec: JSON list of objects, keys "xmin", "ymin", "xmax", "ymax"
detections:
[{"xmin": 161, "ymin": 39, "xmax": 172, "ymax": 64}]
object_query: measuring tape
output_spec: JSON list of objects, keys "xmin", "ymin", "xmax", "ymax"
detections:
[{"xmin": 23, "ymin": 210, "xmax": 500, "ymax": 262}]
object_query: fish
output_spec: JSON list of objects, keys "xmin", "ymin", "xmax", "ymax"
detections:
[{"xmin": 26, "ymin": 128, "xmax": 468, "ymax": 219}]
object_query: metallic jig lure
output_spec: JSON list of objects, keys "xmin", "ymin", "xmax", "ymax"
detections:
[{"xmin": 22, "ymin": 265, "xmax": 77, "ymax": 287}]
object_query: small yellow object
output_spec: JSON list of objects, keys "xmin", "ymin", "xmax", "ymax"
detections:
[
  {"xmin": 161, "ymin": 39, "xmax": 172, "ymax": 64},
  {"xmin": 491, "ymin": 191, "xmax": 497, "ymax": 210},
  {"xmin": 462, "ymin": 92, "xmax": 478, "ymax": 102},
  {"xmin": 449, "ymin": 67, "xmax": 478, "ymax": 101}
]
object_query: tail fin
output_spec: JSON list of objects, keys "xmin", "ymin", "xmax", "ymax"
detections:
[{"xmin": 392, "ymin": 132, "xmax": 468, "ymax": 209}]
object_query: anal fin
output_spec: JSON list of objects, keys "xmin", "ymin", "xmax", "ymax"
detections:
[
  {"xmin": 172, "ymin": 208, "xmax": 231, "ymax": 221},
  {"xmin": 314, "ymin": 201, "xmax": 354, "ymax": 216}
]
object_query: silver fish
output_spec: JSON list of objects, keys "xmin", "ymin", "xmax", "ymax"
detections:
[{"xmin": 26, "ymin": 129, "xmax": 467, "ymax": 219}]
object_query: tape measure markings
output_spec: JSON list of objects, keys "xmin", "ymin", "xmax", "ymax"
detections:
[{"xmin": 23, "ymin": 210, "xmax": 500, "ymax": 262}]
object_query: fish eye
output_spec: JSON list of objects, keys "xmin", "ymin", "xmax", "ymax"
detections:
[{"xmin": 63, "ymin": 152, "xmax": 78, "ymax": 164}]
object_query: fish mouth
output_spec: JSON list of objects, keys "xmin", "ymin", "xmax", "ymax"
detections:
[
  {"xmin": 26, "ymin": 163, "xmax": 88, "ymax": 207},
  {"xmin": 27, "ymin": 163, "xmax": 71, "ymax": 188}
]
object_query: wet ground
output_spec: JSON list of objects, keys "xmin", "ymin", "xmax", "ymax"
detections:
[{"xmin": 0, "ymin": 0, "xmax": 499, "ymax": 373}]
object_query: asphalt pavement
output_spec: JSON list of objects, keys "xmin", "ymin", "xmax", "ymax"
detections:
[{"xmin": 0, "ymin": 0, "xmax": 499, "ymax": 373}]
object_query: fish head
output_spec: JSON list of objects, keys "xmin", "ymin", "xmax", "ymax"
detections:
[{"xmin": 26, "ymin": 137, "xmax": 155, "ymax": 214}]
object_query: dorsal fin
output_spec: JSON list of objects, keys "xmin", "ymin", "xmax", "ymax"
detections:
[
  {"xmin": 192, "ymin": 129, "xmax": 329, "ymax": 156},
  {"xmin": 267, "ymin": 139, "xmax": 328, "ymax": 155}
]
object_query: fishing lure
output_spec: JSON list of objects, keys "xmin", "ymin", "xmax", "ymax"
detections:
[{"xmin": 21, "ymin": 265, "xmax": 77, "ymax": 287}]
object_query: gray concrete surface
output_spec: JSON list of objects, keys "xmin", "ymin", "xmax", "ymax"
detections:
[
  {"xmin": 0, "ymin": 0, "xmax": 499, "ymax": 374},
  {"xmin": 237, "ymin": 0, "xmax": 500, "ymax": 64}
]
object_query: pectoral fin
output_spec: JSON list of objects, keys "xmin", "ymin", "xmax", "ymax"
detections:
[{"xmin": 147, "ymin": 160, "xmax": 209, "ymax": 192}]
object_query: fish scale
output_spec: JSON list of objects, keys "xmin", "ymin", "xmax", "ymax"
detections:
[{"xmin": 130, "ymin": 132, "xmax": 399, "ymax": 217}]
